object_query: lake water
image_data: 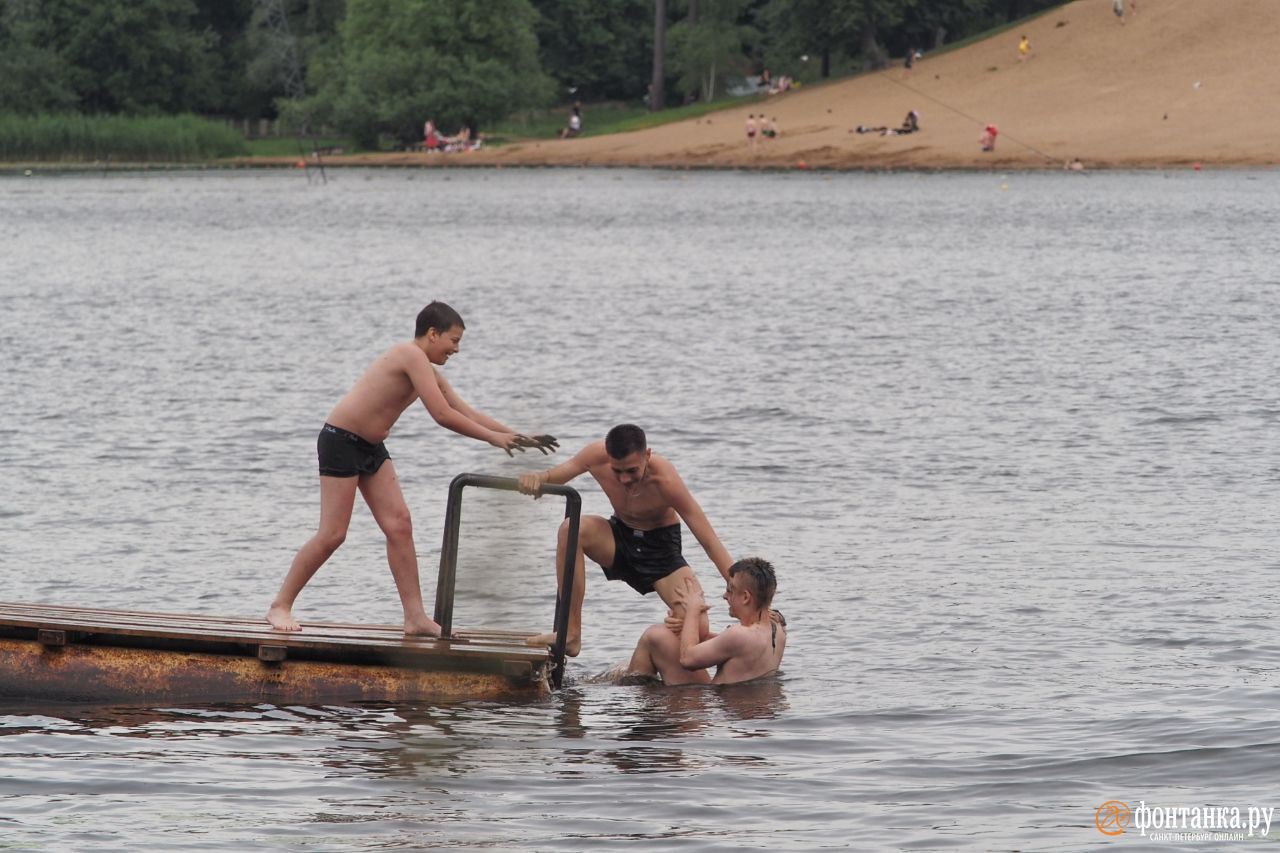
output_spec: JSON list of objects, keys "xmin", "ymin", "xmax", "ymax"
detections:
[{"xmin": 1, "ymin": 166, "xmax": 1278, "ymax": 850}]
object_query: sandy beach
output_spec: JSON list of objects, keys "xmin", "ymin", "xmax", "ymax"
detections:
[{"xmin": 253, "ymin": 0, "xmax": 1279, "ymax": 172}]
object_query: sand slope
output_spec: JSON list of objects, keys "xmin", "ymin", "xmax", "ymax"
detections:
[{"xmin": 290, "ymin": 0, "xmax": 1280, "ymax": 170}]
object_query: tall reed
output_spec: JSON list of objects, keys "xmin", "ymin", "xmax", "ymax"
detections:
[{"xmin": 0, "ymin": 114, "xmax": 248, "ymax": 162}]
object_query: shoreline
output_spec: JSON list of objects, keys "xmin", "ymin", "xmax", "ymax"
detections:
[
  {"xmin": 4, "ymin": 0, "xmax": 1278, "ymax": 177},
  {"xmin": 2, "ymin": 153, "xmax": 1274, "ymax": 176}
]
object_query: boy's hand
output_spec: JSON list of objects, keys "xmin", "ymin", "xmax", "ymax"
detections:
[
  {"xmin": 491, "ymin": 432, "xmax": 526, "ymax": 456},
  {"xmin": 672, "ymin": 577, "xmax": 707, "ymax": 613},
  {"xmin": 517, "ymin": 471, "xmax": 547, "ymax": 497},
  {"xmin": 513, "ymin": 434, "xmax": 559, "ymax": 454}
]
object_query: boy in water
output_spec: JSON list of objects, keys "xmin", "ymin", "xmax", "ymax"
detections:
[
  {"xmin": 267, "ymin": 301, "xmax": 555, "ymax": 635},
  {"xmin": 627, "ymin": 557, "xmax": 787, "ymax": 685}
]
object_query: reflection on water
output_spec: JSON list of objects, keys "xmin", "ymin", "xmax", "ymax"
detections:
[{"xmin": 3, "ymin": 168, "xmax": 1280, "ymax": 849}]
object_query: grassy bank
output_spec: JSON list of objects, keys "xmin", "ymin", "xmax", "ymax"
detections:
[
  {"xmin": 489, "ymin": 96, "xmax": 767, "ymax": 142},
  {"xmin": 0, "ymin": 114, "xmax": 247, "ymax": 162}
]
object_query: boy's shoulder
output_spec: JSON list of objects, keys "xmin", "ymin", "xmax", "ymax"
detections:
[
  {"xmin": 576, "ymin": 441, "xmax": 610, "ymax": 465},
  {"xmin": 382, "ymin": 340, "xmax": 431, "ymax": 367},
  {"xmin": 722, "ymin": 622, "xmax": 771, "ymax": 651}
]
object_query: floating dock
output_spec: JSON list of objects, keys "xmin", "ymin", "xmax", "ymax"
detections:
[
  {"xmin": 0, "ymin": 474, "xmax": 582, "ymax": 705},
  {"xmin": 0, "ymin": 603, "xmax": 551, "ymax": 704}
]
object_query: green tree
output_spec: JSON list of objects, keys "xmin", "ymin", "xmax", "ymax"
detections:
[
  {"xmin": 39, "ymin": 0, "xmax": 224, "ymax": 114},
  {"xmin": 299, "ymin": 0, "xmax": 552, "ymax": 148},
  {"xmin": 666, "ymin": 0, "xmax": 756, "ymax": 102},
  {"xmin": 0, "ymin": 7, "xmax": 79, "ymax": 114},
  {"xmin": 532, "ymin": 0, "xmax": 652, "ymax": 102},
  {"xmin": 759, "ymin": 0, "xmax": 859, "ymax": 79},
  {"xmin": 895, "ymin": 0, "xmax": 993, "ymax": 52},
  {"xmin": 240, "ymin": 0, "xmax": 345, "ymax": 119},
  {"xmin": 760, "ymin": 0, "xmax": 903, "ymax": 77}
]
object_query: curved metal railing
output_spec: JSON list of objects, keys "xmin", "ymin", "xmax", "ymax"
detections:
[{"xmin": 433, "ymin": 473, "xmax": 581, "ymax": 689}]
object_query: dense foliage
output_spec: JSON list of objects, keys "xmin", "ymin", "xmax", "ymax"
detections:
[{"xmin": 0, "ymin": 0, "xmax": 1065, "ymax": 147}]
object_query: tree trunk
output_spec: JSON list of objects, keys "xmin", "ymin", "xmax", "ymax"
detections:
[
  {"xmin": 651, "ymin": 0, "xmax": 666, "ymax": 111},
  {"xmin": 821, "ymin": 47, "xmax": 831, "ymax": 78},
  {"xmin": 688, "ymin": 0, "xmax": 698, "ymax": 24},
  {"xmin": 861, "ymin": 23, "xmax": 886, "ymax": 70}
]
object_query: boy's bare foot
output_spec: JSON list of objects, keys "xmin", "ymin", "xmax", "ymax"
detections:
[
  {"xmin": 404, "ymin": 616, "xmax": 443, "ymax": 637},
  {"xmin": 267, "ymin": 605, "xmax": 301, "ymax": 632},
  {"xmin": 524, "ymin": 631, "xmax": 581, "ymax": 657}
]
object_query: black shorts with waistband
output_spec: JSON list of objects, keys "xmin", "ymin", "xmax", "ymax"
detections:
[
  {"xmin": 316, "ymin": 423, "xmax": 390, "ymax": 477},
  {"xmin": 602, "ymin": 515, "xmax": 687, "ymax": 595}
]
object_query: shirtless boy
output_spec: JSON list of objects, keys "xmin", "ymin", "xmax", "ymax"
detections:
[
  {"xmin": 627, "ymin": 557, "xmax": 786, "ymax": 685},
  {"xmin": 517, "ymin": 424, "xmax": 733, "ymax": 656},
  {"xmin": 267, "ymin": 301, "xmax": 555, "ymax": 635}
]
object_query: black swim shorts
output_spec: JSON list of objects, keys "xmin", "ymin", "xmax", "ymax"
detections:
[
  {"xmin": 316, "ymin": 423, "xmax": 390, "ymax": 477},
  {"xmin": 602, "ymin": 515, "xmax": 688, "ymax": 595}
]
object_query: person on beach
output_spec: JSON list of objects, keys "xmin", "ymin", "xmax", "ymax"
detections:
[
  {"xmin": 746, "ymin": 114, "xmax": 758, "ymax": 153},
  {"xmin": 1017, "ymin": 34, "xmax": 1031, "ymax": 62},
  {"xmin": 559, "ymin": 105, "xmax": 583, "ymax": 139},
  {"xmin": 980, "ymin": 124, "xmax": 998, "ymax": 151},
  {"xmin": 267, "ymin": 301, "xmax": 557, "ymax": 635},
  {"xmin": 516, "ymin": 424, "xmax": 733, "ymax": 657},
  {"xmin": 626, "ymin": 558, "xmax": 787, "ymax": 685},
  {"xmin": 1113, "ymin": 0, "xmax": 1126, "ymax": 24},
  {"xmin": 856, "ymin": 110, "xmax": 918, "ymax": 136}
]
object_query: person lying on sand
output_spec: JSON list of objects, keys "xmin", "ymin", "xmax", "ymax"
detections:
[{"xmin": 857, "ymin": 110, "xmax": 920, "ymax": 136}]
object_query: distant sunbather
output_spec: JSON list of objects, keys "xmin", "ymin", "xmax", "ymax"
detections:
[{"xmin": 856, "ymin": 110, "xmax": 920, "ymax": 136}]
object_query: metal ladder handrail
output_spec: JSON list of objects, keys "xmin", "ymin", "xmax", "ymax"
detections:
[{"xmin": 434, "ymin": 473, "xmax": 580, "ymax": 689}]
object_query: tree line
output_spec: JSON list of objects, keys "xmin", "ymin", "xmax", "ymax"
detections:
[{"xmin": 0, "ymin": 0, "xmax": 1064, "ymax": 148}]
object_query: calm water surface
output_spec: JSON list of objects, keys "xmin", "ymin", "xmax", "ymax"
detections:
[{"xmin": 1, "ymin": 167, "xmax": 1278, "ymax": 850}]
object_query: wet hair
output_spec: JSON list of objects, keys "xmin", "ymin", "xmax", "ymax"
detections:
[
  {"xmin": 729, "ymin": 557, "xmax": 777, "ymax": 610},
  {"xmin": 604, "ymin": 424, "xmax": 647, "ymax": 459},
  {"xmin": 415, "ymin": 301, "xmax": 465, "ymax": 338}
]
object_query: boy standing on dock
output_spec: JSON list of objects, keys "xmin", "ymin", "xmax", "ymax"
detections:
[{"xmin": 267, "ymin": 301, "xmax": 556, "ymax": 635}]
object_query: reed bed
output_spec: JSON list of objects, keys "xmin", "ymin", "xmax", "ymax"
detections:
[{"xmin": 0, "ymin": 114, "xmax": 247, "ymax": 162}]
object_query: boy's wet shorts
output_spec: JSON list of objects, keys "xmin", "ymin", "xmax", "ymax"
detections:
[
  {"xmin": 602, "ymin": 516, "xmax": 687, "ymax": 595},
  {"xmin": 317, "ymin": 423, "xmax": 390, "ymax": 477}
]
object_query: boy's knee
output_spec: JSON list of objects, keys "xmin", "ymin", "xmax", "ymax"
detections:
[
  {"xmin": 316, "ymin": 529, "xmax": 346, "ymax": 554},
  {"xmin": 642, "ymin": 623, "xmax": 675, "ymax": 650},
  {"xmin": 382, "ymin": 510, "xmax": 413, "ymax": 543}
]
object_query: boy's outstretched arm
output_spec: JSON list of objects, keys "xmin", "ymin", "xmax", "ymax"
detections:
[
  {"xmin": 436, "ymin": 369, "xmax": 558, "ymax": 454},
  {"xmin": 517, "ymin": 443, "xmax": 601, "ymax": 496},
  {"xmin": 674, "ymin": 581, "xmax": 740, "ymax": 670},
  {"xmin": 664, "ymin": 468, "xmax": 734, "ymax": 581},
  {"xmin": 404, "ymin": 347, "xmax": 519, "ymax": 451}
]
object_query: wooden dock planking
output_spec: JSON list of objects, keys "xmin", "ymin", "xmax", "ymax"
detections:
[
  {"xmin": 0, "ymin": 603, "xmax": 542, "ymax": 653},
  {"xmin": 0, "ymin": 602, "xmax": 553, "ymax": 704},
  {"xmin": 0, "ymin": 603, "xmax": 536, "ymax": 646}
]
